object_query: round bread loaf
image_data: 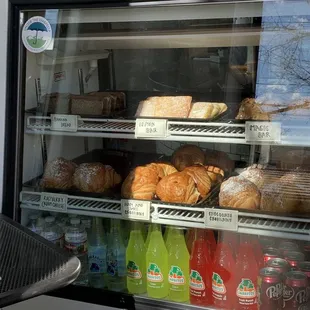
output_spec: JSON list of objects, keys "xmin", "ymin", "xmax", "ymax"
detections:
[
  {"xmin": 156, "ymin": 172, "xmax": 200, "ymax": 204},
  {"xmin": 121, "ymin": 165, "xmax": 159, "ymax": 200},
  {"xmin": 172, "ymin": 145, "xmax": 205, "ymax": 171},
  {"xmin": 73, "ymin": 163, "xmax": 121, "ymax": 193},
  {"xmin": 219, "ymin": 176, "xmax": 260, "ymax": 210},
  {"xmin": 41, "ymin": 157, "xmax": 77, "ymax": 189},
  {"xmin": 240, "ymin": 167, "xmax": 265, "ymax": 189}
]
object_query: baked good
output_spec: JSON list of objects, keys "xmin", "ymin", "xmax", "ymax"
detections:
[
  {"xmin": 121, "ymin": 165, "xmax": 159, "ymax": 200},
  {"xmin": 204, "ymin": 165, "xmax": 224, "ymax": 185},
  {"xmin": 219, "ymin": 176, "xmax": 260, "ymax": 210},
  {"xmin": 156, "ymin": 172, "xmax": 200, "ymax": 204},
  {"xmin": 70, "ymin": 95, "xmax": 112, "ymax": 116},
  {"xmin": 172, "ymin": 145, "xmax": 205, "ymax": 171},
  {"xmin": 235, "ymin": 98, "xmax": 271, "ymax": 121},
  {"xmin": 73, "ymin": 163, "xmax": 121, "ymax": 193},
  {"xmin": 205, "ymin": 149, "xmax": 235, "ymax": 172},
  {"xmin": 41, "ymin": 93, "xmax": 70, "ymax": 114},
  {"xmin": 135, "ymin": 96, "xmax": 192, "ymax": 118},
  {"xmin": 240, "ymin": 166, "xmax": 265, "ymax": 189},
  {"xmin": 41, "ymin": 157, "xmax": 77, "ymax": 189},
  {"xmin": 188, "ymin": 102, "xmax": 227, "ymax": 119},
  {"xmin": 89, "ymin": 92, "xmax": 126, "ymax": 113},
  {"xmin": 147, "ymin": 163, "xmax": 177, "ymax": 179},
  {"xmin": 183, "ymin": 166, "xmax": 212, "ymax": 198}
]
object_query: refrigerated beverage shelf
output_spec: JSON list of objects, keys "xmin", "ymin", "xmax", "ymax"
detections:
[
  {"xmin": 25, "ymin": 116, "xmax": 310, "ymax": 146},
  {"xmin": 20, "ymin": 191, "xmax": 310, "ymax": 241}
]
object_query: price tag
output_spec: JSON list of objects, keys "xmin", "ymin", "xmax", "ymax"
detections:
[
  {"xmin": 205, "ymin": 209, "xmax": 238, "ymax": 231},
  {"xmin": 121, "ymin": 199, "xmax": 151, "ymax": 221},
  {"xmin": 40, "ymin": 193, "xmax": 68, "ymax": 212},
  {"xmin": 135, "ymin": 119, "xmax": 167, "ymax": 138},
  {"xmin": 245, "ymin": 121, "xmax": 281, "ymax": 143},
  {"xmin": 51, "ymin": 114, "xmax": 78, "ymax": 132}
]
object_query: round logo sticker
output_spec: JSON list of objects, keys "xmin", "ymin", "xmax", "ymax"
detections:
[{"xmin": 22, "ymin": 16, "xmax": 52, "ymax": 53}]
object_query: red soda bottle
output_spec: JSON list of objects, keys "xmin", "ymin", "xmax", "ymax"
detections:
[
  {"xmin": 235, "ymin": 239, "xmax": 259, "ymax": 310},
  {"xmin": 190, "ymin": 229, "xmax": 212, "ymax": 306},
  {"xmin": 186, "ymin": 228, "xmax": 195, "ymax": 254},
  {"xmin": 223, "ymin": 232, "xmax": 239, "ymax": 259},
  {"xmin": 212, "ymin": 233, "xmax": 235, "ymax": 309},
  {"xmin": 205, "ymin": 229, "xmax": 216, "ymax": 261},
  {"xmin": 250, "ymin": 235, "xmax": 264, "ymax": 269}
]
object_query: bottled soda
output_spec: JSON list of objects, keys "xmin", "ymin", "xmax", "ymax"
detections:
[
  {"xmin": 235, "ymin": 240, "xmax": 259, "ymax": 310},
  {"xmin": 190, "ymin": 228, "xmax": 212, "ymax": 306},
  {"xmin": 167, "ymin": 228, "xmax": 189, "ymax": 302},
  {"xmin": 165, "ymin": 227, "xmax": 178, "ymax": 250},
  {"xmin": 146, "ymin": 224, "xmax": 169, "ymax": 299},
  {"xmin": 65, "ymin": 218, "xmax": 88, "ymax": 285},
  {"xmin": 88, "ymin": 217, "xmax": 107, "ymax": 288},
  {"xmin": 212, "ymin": 234, "xmax": 235, "ymax": 309},
  {"xmin": 205, "ymin": 229, "xmax": 216, "ymax": 261},
  {"xmin": 126, "ymin": 222, "xmax": 146, "ymax": 294},
  {"xmin": 41, "ymin": 216, "xmax": 64, "ymax": 248},
  {"xmin": 145, "ymin": 224, "xmax": 153, "ymax": 251},
  {"xmin": 27, "ymin": 214, "xmax": 43, "ymax": 235},
  {"xmin": 107, "ymin": 219, "xmax": 126, "ymax": 292},
  {"xmin": 185, "ymin": 228, "xmax": 195, "ymax": 254}
]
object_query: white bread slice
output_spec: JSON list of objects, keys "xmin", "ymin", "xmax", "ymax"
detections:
[{"xmin": 135, "ymin": 100, "xmax": 156, "ymax": 117}]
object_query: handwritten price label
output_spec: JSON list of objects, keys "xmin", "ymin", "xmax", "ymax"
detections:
[
  {"xmin": 51, "ymin": 114, "xmax": 78, "ymax": 132},
  {"xmin": 245, "ymin": 121, "xmax": 281, "ymax": 143},
  {"xmin": 40, "ymin": 193, "xmax": 68, "ymax": 212},
  {"xmin": 205, "ymin": 209, "xmax": 238, "ymax": 231},
  {"xmin": 121, "ymin": 199, "xmax": 150, "ymax": 221},
  {"xmin": 135, "ymin": 119, "xmax": 167, "ymax": 138}
]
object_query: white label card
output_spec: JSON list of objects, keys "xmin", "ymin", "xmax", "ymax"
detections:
[
  {"xmin": 135, "ymin": 119, "xmax": 167, "ymax": 138},
  {"xmin": 51, "ymin": 114, "xmax": 78, "ymax": 132},
  {"xmin": 121, "ymin": 199, "xmax": 150, "ymax": 221},
  {"xmin": 245, "ymin": 121, "xmax": 281, "ymax": 143},
  {"xmin": 205, "ymin": 209, "xmax": 238, "ymax": 231},
  {"xmin": 40, "ymin": 193, "xmax": 68, "ymax": 212}
]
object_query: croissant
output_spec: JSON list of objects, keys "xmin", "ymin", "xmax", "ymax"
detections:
[
  {"xmin": 121, "ymin": 165, "xmax": 159, "ymax": 200},
  {"xmin": 183, "ymin": 166, "xmax": 212, "ymax": 198},
  {"xmin": 147, "ymin": 163, "xmax": 177, "ymax": 179},
  {"xmin": 204, "ymin": 165, "xmax": 224, "ymax": 185},
  {"xmin": 156, "ymin": 172, "xmax": 200, "ymax": 204},
  {"xmin": 172, "ymin": 145, "xmax": 205, "ymax": 171},
  {"xmin": 219, "ymin": 176, "xmax": 260, "ymax": 210}
]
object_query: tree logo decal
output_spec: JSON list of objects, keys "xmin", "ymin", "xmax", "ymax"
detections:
[
  {"xmin": 127, "ymin": 260, "xmax": 142, "ymax": 279},
  {"xmin": 236, "ymin": 278, "xmax": 257, "ymax": 299},
  {"xmin": 168, "ymin": 266, "xmax": 185, "ymax": 285},
  {"xmin": 147, "ymin": 263, "xmax": 163, "ymax": 282},
  {"xmin": 212, "ymin": 272, "xmax": 226, "ymax": 294},
  {"xmin": 190, "ymin": 270, "xmax": 205, "ymax": 291}
]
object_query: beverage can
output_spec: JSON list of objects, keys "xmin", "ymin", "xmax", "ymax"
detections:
[
  {"xmin": 259, "ymin": 236, "xmax": 276, "ymax": 250},
  {"xmin": 283, "ymin": 271, "xmax": 308, "ymax": 308},
  {"xmin": 279, "ymin": 241, "xmax": 299, "ymax": 256},
  {"xmin": 267, "ymin": 258, "xmax": 290, "ymax": 275},
  {"xmin": 298, "ymin": 262, "xmax": 310, "ymax": 299},
  {"xmin": 284, "ymin": 251, "xmax": 305, "ymax": 270},
  {"xmin": 263, "ymin": 248, "xmax": 280, "ymax": 266},
  {"xmin": 303, "ymin": 242, "xmax": 310, "ymax": 261},
  {"xmin": 257, "ymin": 267, "xmax": 283, "ymax": 310}
]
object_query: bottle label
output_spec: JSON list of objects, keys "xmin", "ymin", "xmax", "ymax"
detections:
[
  {"xmin": 190, "ymin": 270, "xmax": 206, "ymax": 295},
  {"xmin": 65, "ymin": 232, "xmax": 87, "ymax": 255},
  {"xmin": 168, "ymin": 265, "xmax": 186, "ymax": 285},
  {"xmin": 88, "ymin": 245, "xmax": 107, "ymax": 274},
  {"xmin": 147, "ymin": 263, "xmax": 163, "ymax": 283},
  {"xmin": 107, "ymin": 250, "xmax": 126, "ymax": 277},
  {"xmin": 236, "ymin": 278, "xmax": 257, "ymax": 306},
  {"xmin": 127, "ymin": 260, "xmax": 142, "ymax": 279},
  {"xmin": 212, "ymin": 272, "xmax": 227, "ymax": 301}
]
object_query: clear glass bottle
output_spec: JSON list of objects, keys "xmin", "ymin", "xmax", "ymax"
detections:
[
  {"xmin": 40, "ymin": 216, "xmax": 64, "ymax": 247},
  {"xmin": 27, "ymin": 214, "xmax": 43, "ymax": 235}
]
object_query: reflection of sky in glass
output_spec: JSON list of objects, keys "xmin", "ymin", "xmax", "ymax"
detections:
[{"xmin": 256, "ymin": 1, "xmax": 310, "ymax": 103}]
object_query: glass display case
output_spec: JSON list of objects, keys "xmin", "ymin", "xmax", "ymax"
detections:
[{"xmin": 4, "ymin": 0, "xmax": 310, "ymax": 309}]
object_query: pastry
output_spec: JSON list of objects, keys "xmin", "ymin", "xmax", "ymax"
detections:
[
  {"xmin": 147, "ymin": 163, "xmax": 177, "ymax": 179},
  {"xmin": 70, "ymin": 95, "xmax": 112, "ymax": 116},
  {"xmin": 41, "ymin": 157, "xmax": 77, "ymax": 189},
  {"xmin": 235, "ymin": 98, "xmax": 271, "ymax": 121},
  {"xmin": 121, "ymin": 165, "xmax": 159, "ymax": 200},
  {"xmin": 73, "ymin": 163, "xmax": 121, "ymax": 193},
  {"xmin": 205, "ymin": 149, "xmax": 235, "ymax": 172},
  {"xmin": 135, "ymin": 100, "xmax": 156, "ymax": 117},
  {"xmin": 156, "ymin": 172, "xmax": 200, "ymax": 204},
  {"xmin": 89, "ymin": 92, "xmax": 126, "ymax": 112},
  {"xmin": 183, "ymin": 165, "xmax": 212, "ymax": 198},
  {"xmin": 41, "ymin": 93, "xmax": 70, "ymax": 114},
  {"xmin": 204, "ymin": 165, "xmax": 224, "ymax": 185},
  {"xmin": 240, "ymin": 166, "xmax": 265, "ymax": 189},
  {"xmin": 188, "ymin": 102, "xmax": 227, "ymax": 119},
  {"xmin": 219, "ymin": 176, "xmax": 260, "ymax": 210},
  {"xmin": 172, "ymin": 145, "xmax": 205, "ymax": 171}
]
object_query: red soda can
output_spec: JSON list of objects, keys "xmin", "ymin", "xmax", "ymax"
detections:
[
  {"xmin": 298, "ymin": 262, "xmax": 310, "ymax": 297},
  {"xmin": 263, "ymin": 247, "xmax": 280, "ymax": 265},
  {"xmin": 257, "ymin": 267, "xmax": 283, "ymax": 310},
  {"xmin": 283, "ymin": 271, "xmax": 308, "ymax": 308},
  {"xmin": 284, "ymin": 251, "xmax": 305, "ymax": 271},
  {"xmin": 260, "ymin": 236, "xmax": 276, "ymax": 250},
  {"xmin": 279, "ymin": 241, "xmax": 299, "ymax": 256},
  {"xmin": 267, "ymin": 258, "xmax": 290, "ymax": 275}
]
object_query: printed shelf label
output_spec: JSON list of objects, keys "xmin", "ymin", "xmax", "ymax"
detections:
[
  {"xmin": 51, "ymin": 114, "xmax": 78, "ymax": 132},
  {"xmin": 40, "ymin": 193, "xmax": 68, "ymax": 212},
  {"xmin": 121, "ymin": 199, "xmax": 151, "ymax": 221},
  {"xmin": 205, "ymin": 209, "xmax": 238, "ymax": 231},
  {"xmin": 135, "ymin": 119, "xmax": 167, "ymax": 138},
  {"xmin": 245, "ymin": 121, "xmax": 281, "ymax": 143}
]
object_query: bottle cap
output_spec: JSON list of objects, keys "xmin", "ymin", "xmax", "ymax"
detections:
[
  {"xmin": 70, "ymin": 218, "xmax": 80, "ymax": 225},
  {"xmin": 29, "ymin": 214, "xmax": 39, "ymax": 220},
  {"xmin": 45, "ymin": 216, "xmax": 55, "ymax": 223}
]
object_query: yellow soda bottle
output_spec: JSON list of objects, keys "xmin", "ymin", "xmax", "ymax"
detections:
[
  {"xmin": 146, "ymin": 224, "xmax": 169, "ymax": 299},
  {"xmin": 126, "ymin": 222, "xmax": 146, "ymax": 294},
  {"xmin": 165, "ymin": 227, "xmax": 178, "ymax": 249},
  {"xmin": 168, "ymin": 228, "xmax": 190, "ymax": 302}
]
